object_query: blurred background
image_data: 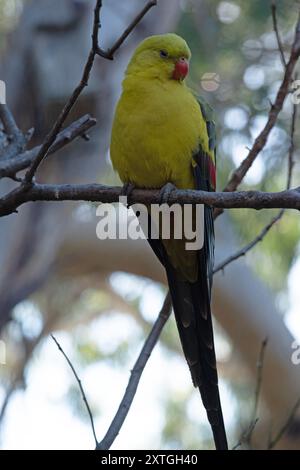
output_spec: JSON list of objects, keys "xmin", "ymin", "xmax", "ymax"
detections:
[{"xmin": 0, "ymin": 0, "xmax": 300, "ymax": 450}]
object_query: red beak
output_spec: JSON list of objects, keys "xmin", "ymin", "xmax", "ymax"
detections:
[{"xmin": 172, "ymin": 58, "xmax": 189, "ymax": 81}]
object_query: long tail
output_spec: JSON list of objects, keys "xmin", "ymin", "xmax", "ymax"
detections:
[
  {"xmin": 164, "ymin": 205, "xmax": 227, "ymax": 450},
  {"xmin": 146, "ymin": 204, "xmax": 228, "ymax": 450},
  {"xmin": 165, "ymin": 262, "xmax": 228, "ymax": 450}
]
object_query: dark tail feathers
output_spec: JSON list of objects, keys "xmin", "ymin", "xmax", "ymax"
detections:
[{"xmin": 165, "ymin": 261, "xmax": 228, "ymax": 450}]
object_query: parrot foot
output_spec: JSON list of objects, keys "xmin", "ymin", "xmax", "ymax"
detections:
[
  {"xmin": 121, "ymin": 182, "xmax": 135, "ymax": 208},
  {"xmin": 159, "ymin": 182, "xmax": 176, "ymax": 205}
]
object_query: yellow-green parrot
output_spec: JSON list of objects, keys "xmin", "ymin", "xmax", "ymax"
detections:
[{"xmin": 110, "ymin": 33, "xmax": 227, "ymax": 450}]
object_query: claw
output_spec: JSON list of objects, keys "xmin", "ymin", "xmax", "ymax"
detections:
[
  {"xmin": 159, "ymin": 182, "xmax": 176, "ymax": 205},
  {"xmin": 121, "ymin": 182, "xmax": 135, "ymax": 207}
]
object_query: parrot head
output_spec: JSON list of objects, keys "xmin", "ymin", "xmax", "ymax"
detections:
[{"xmin": 125, "ymin": 33, "xmax": 191, "ymax": 82}]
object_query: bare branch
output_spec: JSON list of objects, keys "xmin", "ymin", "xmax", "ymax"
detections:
[
  {"xmin": 271, "ymin": 0, "xmax": 287, "ymax": 68},
  {"xmin": 97, "ymin": 1, "xmax": 158, "ymax": 60},
  {"xmin": 268, "ymin": 397, "xmax": 300, "ymax": 449},
  {"xmin": 246, "ymin": 338, "xmax": 268, "ymax": 447},
  {"xmin": 232, "ymin": 339, "xmax": 268, "ymax": 450},
  {"xmin": 213, "ymin": 211, "xmax": 284, "ymax": 274},
  {"xmin": 232, "ymin": 419, "xmax": 259, "ymax": 450},
  {"xmin": 97, "ymin": 293, "xmax": 172, "ymax": 450},
  {"xmin": 51, "ymin": 334, "xmax": 98, "ymax": 448},
  {"xmin": 0, "ymin": 105, "xmax": 22, "ymax": 140},
  {"xmin": 0, "ymin": 381, "xmax": 17, "ymax": 425},
  {"xmin": 286, "ymin": 102, "xmax": 297, "ymax": 190},
  {"xmin": 1, "ymin": 183, "xmax": 300, "ymax": 217},
  {"xmin": 0, "ymin": 114, "xmax": 97, "ymax": 179},
  {"xmin": 51, "ymin": 291, "xmax": 171, "ymax": 451},
  {"xmin": 0, "ymin": 104, "xmax": 27, "ymax": 159}
]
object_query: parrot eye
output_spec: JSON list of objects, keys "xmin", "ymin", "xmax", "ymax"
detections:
[{"xmin": 159, "ymin": 49, "xmax": 169, "ymax": 59}]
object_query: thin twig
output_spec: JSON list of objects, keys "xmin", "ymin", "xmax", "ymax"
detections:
[
  {"xmin": 0, "ymin": 105, "xmax": 21, "ymax": 139},
  {"xmin": 51, "ymin": 334, "xmax": 98, "ymax": 447},
  {"xmin": 97, "ymin": 0, "xmax": 157, "ymax": 59},
  {"xmin": 271, "ymin": 0, "xmax": 287, "ymax": 68},
  {"xmin": 0, "ymin": 104, "xmax": 27, "ymax": 159},
  {"xmin": 214, "ymin": 104, "xmax": 297, "ymax": 274},
  {"xmin": 286, "ymin": 102, "xmax": 297, "ymax": 190},
  {"xmin": 268, "ymin": 397, "xmax": 300, "ymax": 449},
  {"xmin": 96, "ymin": 293, "xmax": 172, "ymax": 450},
  {"xmin": 0, "ymin": 381, "xmax": 18, "ymax": 424},
  {"xmin": 247, "ymin": 338, "xmax": 268, "ymax": 446},
  {"xmin": 232, "ymin": 419, "xmax": 259, "ymax": 450},
  {"xmin": 213, "ymin": 212, "xmax": 284, "ymax": 274},
  {"xmin": 232, "ymin": 339, "xmax": 268, "ymax": 450}
]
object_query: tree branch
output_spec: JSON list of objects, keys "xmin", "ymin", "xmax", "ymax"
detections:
[
  {"xmin": 233, "ymin": 339, "xmax": 268, "ymax": 450},
  {"xmin": 96, "ymin": 293, "xmax": 172, "ymax": 450},
  {"xmin": 268, "ymin": 397, "xmax": 300, "ymax": 449},
  {"xmin": 213, "ymin": 211, "xmax": 284, "ymax": 274},
  {"xmin": 96, "ymin": 0, "xmax": 157, "ymax": 60},
  {"xmin": 51, "ymin": 334, "xmax": 98, "ymax": 448},
  {"xmin": 0, "ymin": 104, "xmax": 27, "ymax": 159},
  {"xmin": 271, "ymin": 0, "xmax": 287, "ymax": 68},
  {"xmin": 51, "ymin": 293, "xmax": 171, "ymax": 451},
  {"xmin": 0, "ymin": 114, "xmax": 96, "ymax": 179},
  {"xmin": 1, "ymin": 184, "xmax": 300, "ymax": 217},
  {"xmin": 232, "ymin": 419, "xmax": 259, "ymax": 450},
  {"xmin": 247, "ymin": 338, "xmax": 268, "ymax": 447}
]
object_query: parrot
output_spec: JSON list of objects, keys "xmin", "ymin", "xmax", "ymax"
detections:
[{"xmin": 110, "ymin": 33, "xmax": 228, "ymax": 450}]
